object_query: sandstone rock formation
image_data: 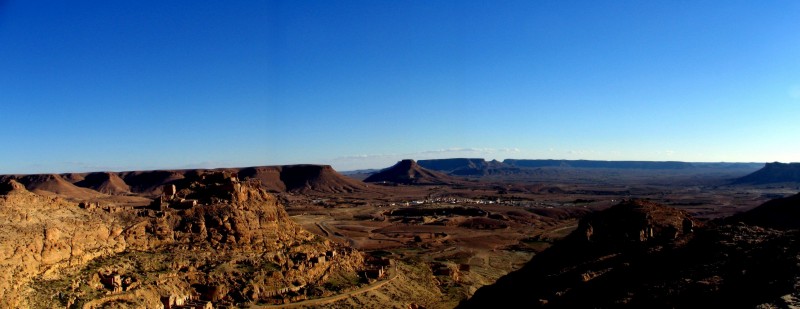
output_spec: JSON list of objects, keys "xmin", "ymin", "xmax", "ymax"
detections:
[
  {"xmin": 0, "ymin": 179, "xmax": 126, "ymax": 308},
  {"xmin": 1, "ymin": 172, "xmax": 366, "ymax": 308}
]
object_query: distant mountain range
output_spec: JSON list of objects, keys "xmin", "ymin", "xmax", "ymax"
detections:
[
  {"xmin": 412, "ymin": 158, "xmax": 764, "ymax": 177},
  {"xmin": 504, "ymin": 159, "xmax": 696, "ymax": 169},
  {"xmin": 0, "ymin": 159, "xmax": 780, "ymax": 199}
]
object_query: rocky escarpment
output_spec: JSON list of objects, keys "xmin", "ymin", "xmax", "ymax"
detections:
[
  {"xmin": 238, "ymin": 164, "xmax": 371, "ymax": 194},
  {"xmin": 0, "ymin": 180, "xmax": 126, "ymax": 308},
  {"xmin": 14, "ymin": 172, "xmax": 365, "ymax": 308},
  {"xmin": 461, "ymin": 199, "xmax": 800, "ymax": 308}
]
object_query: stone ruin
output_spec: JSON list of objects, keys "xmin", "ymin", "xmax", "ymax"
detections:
[
  {"xmin": 362, "ymin": 256, "xmax": 392, "ymax": 280},
  {"xmin": 149, "ymin": 171, "xmax": 247, "ymax": 211},
  {"xmin": 96, "ymin": 270, "xmax": 138, "ymax": 294},
  {"xmin": 430, "ymin": 262, "xmax": 461, "ymax": 282}
]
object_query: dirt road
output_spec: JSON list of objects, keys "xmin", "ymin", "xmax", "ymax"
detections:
[{"xmin": 252, "ymin": 265, "xmax": 398, "ymax": 308}]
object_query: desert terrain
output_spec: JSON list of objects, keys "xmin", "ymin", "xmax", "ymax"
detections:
[{"xmin": 1, "ymin": 159, "xmax": 798, "ymax": 308}]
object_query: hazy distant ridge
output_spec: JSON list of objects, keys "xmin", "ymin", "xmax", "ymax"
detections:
[
  {"xmin": 416, "ymin": 158, "xmax": 763, "ymax": 174},
  {"xmin": 733, "ymin": 162, "xmax": 800, "ymax": 184},
  {"xmin": 506, "ymin": 159, "xmax": 692, "ymax": 169}
]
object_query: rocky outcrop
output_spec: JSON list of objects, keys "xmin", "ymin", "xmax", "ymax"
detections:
[
  {"xmin": 0, "ymin": 180, "xmax": 126, "ymax": 308},
  {"xmin": 8, "ymin": 172, "xmax": 366, "ymax": 307}
]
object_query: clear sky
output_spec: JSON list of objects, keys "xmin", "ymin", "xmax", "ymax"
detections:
[{"xmin": 1, "ymin": 1, "xmax": 798, "ymax": 174}]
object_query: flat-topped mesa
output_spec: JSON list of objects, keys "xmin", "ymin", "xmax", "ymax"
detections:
[{"xmin": 733, "ymin": 162, "xmax": 800, "ymax": 184}]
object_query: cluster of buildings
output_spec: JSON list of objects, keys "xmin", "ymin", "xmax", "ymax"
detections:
[
  {"xmin": 78, "ymin": 201, "xmax": 125, "ymax": 213},
  {"xmin": 385, "ymin": 197, "xmax": 506, "ymax": 208},
  {"xmin": 149, "ymin": 184, "xmax": 199, "ymax": 211}
]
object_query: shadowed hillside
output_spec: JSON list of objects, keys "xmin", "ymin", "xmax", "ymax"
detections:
[
  {"xmin": 460, "ymin": 197, "xmax": 800, "ymax": 308},
  {"xmin": 730, "ymin": 192, "xmax": 800, "ymax": 229}
]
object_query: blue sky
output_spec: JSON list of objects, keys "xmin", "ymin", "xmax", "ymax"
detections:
[{"xmin": 1, "ymin": 1, "xmax": 798, "ymax": 174}]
